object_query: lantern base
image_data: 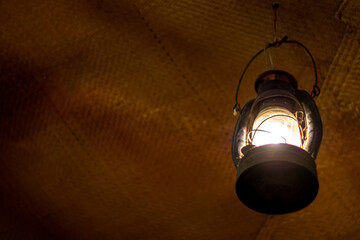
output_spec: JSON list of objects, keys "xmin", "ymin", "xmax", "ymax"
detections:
[{"xmin": 236, "ymin": 144, "xmax": 318, "ymax": 214}]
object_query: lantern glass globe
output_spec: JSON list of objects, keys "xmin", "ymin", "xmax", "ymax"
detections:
[{"xmin": 251, "ymin": 107, "xmax": 302, "ymax": 147}]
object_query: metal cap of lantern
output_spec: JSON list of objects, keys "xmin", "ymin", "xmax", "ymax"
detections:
[{"xmin": 231, "ymin": 37, "xmax": 323, "ymax": 214}]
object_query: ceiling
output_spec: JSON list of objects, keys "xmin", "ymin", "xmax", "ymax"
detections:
[{"xmin": 0, "ymin": 0, "xmax": 359, "ymax": 239}]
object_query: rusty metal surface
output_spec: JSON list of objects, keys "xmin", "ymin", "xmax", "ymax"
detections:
[{"xmin": 0, "ymin": 0, "xmax": 358, "ymax": 239}]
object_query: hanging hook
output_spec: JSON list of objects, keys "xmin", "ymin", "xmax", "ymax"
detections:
[
  {"xmin": 232, "ymin": 3, "xmax": 320, "ymax": 116},
  {"xmin": 272, "ymin": 3, "xmax": 280, "ymax": 43}
]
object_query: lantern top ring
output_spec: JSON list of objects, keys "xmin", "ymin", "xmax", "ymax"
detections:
[{"xmin": 254, "ymin": 70, "xmax": 298, "ymax": 93}]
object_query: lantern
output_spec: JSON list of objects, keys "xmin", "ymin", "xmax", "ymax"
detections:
[{"xmin": 231, "ymin": 69, "xmax": 322, "ymax": 214}]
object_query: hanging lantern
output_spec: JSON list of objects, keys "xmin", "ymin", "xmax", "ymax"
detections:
[{"xmin": 231, "ymin": 37, "xmax": 322, "ymax": 214}]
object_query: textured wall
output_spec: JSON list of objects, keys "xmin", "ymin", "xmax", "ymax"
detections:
[{"xmin": 0, "ymin": 0, "xmax": 358, "ymax": 239}]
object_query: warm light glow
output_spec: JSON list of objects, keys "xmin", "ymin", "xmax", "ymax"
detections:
[{"xmin": 251, "ymin": 107, "xmax": 302, "ymax": 147}]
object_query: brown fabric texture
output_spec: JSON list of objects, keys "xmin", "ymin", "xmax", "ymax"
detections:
[{"xmin": 0, "ymin": 0, "xmax": 358, "ymax": 239}]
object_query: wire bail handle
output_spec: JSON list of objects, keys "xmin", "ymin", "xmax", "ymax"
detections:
[{"xmin": 233, "ymin": 37, "xmax": 320, "ymax": 116}]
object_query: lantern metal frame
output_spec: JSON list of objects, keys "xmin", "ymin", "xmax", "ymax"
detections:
[{"xmin": 231, "ymin": 37, "xmax": 323, "ymax": 214}]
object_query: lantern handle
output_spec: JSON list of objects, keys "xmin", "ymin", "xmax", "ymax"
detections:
[{"xmin": 233, "ymin": 36, "xmax": 320, "ymax": 116}]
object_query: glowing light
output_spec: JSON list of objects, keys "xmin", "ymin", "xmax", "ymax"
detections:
[{"xmin": 251, "ymin": 107, "xmax": 302, "ymax": 147}]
